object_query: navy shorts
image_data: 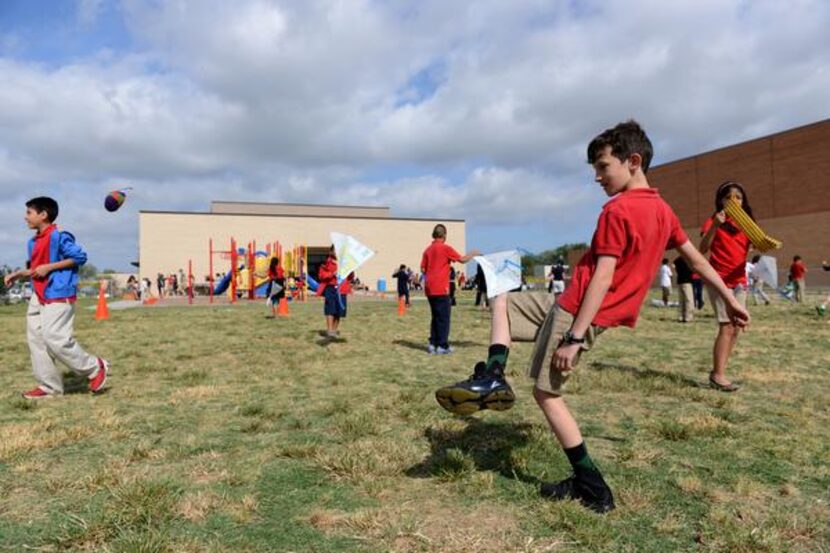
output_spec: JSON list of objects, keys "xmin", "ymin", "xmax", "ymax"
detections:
[{"xmin": 323, "ymin": 286, "xmax": 347, "ymax": 318}]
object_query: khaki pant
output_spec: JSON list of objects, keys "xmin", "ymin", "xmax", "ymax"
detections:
[
  {"xmin": 506, "ymin": 291, "xmax": 604, "ymax": 396},
  {"xmin": 27, "ymin": 295, "xmax": 98, "ymax": 394},
  {"xmin": 677, "ymin": 283, "xmax": 694, "ymax": 322},
  {"xmin": 793, "ymin": 278, "xmax": 805, "ymax": 303},
  {"xmin": 706, "ymin": 285, "xmax": 748, "ymax": 324}
]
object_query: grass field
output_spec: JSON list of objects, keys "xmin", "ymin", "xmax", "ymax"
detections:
[{"xmin": 0, "ymin": 291, "xmax": 828, "ymax": 552}]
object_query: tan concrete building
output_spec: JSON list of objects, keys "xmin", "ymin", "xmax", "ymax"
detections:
[
  {"xmin": 139, "ymin": 201, "xmax": 466, "ymax": 292},
  {"xmin": 650, "ymin": 118, "xmax": 830, "ymax": 288}
]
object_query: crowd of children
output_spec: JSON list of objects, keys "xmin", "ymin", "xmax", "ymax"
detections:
[{"xmin": 6, "ymin": 119, "xmax": 827, "ymax": 519}]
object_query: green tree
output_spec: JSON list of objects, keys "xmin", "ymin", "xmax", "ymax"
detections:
[
  {"xmin": 79, "ymin": 263, "xmax": 99, "ymax": 279},
  {"xmin": 520, "ymin": 243, "xmax": 588, "ymax": 275}
]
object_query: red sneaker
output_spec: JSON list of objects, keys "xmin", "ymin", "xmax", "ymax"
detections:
[
  {"xmin": 89, "ymin": 358, "xmax": 110, "ymax": 394},
  {"xmin": 21, "ymin": 387, "xmax": 54, "ymax": 399}
]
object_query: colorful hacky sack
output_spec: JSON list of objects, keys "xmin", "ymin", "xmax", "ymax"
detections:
[{"xmin": 104, "ymin": 190, "xmax": 127, "ymax": 212}]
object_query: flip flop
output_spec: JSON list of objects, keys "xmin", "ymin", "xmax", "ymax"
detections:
[{"xmin": 709, "ymin": 375, "xmax": 740, "ymax": 392}]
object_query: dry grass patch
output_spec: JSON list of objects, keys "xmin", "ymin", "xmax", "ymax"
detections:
[
  {"xmin": 177, "ymin": 490, "xmax": 225, "ymax": 522},
  {"xmin": 0, "ymin": 418, "xmax": 94, "ymax": 460},
  {"xmin": 169, "ymin": 384, "xmax": 220, "ymax": 404},
  {"xmin": 312, "ymin": 437, "xmax": 424, "ymax": 483},
  {"xmin": 307, "ymin": 501, "xmax": 527, "ymax": 553}
]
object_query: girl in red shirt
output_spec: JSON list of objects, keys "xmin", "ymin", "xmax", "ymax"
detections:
[
  {"xmin": 699, "ymin": 181, "xmax": 753, "ymax": 392},
  {"xmin": 266, "ymin": 256, "xmax": 285, "ymax": 318}
]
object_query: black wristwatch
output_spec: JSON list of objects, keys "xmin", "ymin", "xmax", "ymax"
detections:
[{"xmin": 562, "ymin": 330, "xmax": 586, "ymax": 345}]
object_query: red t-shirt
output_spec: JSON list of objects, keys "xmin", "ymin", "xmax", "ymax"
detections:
[
  {"xmin": 268, "ymin": 265, "xmax": 284, "ymax": 281},
  {"xmin": 700, "ymin": 217, "xmax": 750, "ymax": 287},
  {"xmin": 790, "ymin": 260, "xmax": 806, "ymax": 280},
  {"xmin": 558, "ymin": 188, "xmax": 688, "ymax": 328},
  {"xmin": 30, "ymin": 224, "xmax": 57, "ymax": 303},
  {"xmin": 316, "ymin": 257, "xmax": 352, "ymax": 294},
  {"xmin": 317, "ymin": 257, "xmax": 337, "ymax": 295},
  {"xmin": 421, "ymin": 240, "xmax": 462, "ymax": 297}
]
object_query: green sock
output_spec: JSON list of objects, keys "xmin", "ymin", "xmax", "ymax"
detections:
[
  {"xmin": 564, "ymin": 442, "xmax": 602, "ymax": 482},
  {"xmin": 486, "ymin": 344, "xmax": 509, "ymax": 372}
]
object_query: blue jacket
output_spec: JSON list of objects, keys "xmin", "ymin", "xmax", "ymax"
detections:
[{"xmin": 27, "ymin": 228, "xmax": 87, "ymax": 300}]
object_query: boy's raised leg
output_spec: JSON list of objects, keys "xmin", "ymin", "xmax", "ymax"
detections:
[{"xmin": 434, "ymin": 294, "xmax": 515, "ymax": 414}]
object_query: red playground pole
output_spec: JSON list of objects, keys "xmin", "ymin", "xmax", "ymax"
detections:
[
  {"xmin": 230, "ymin": 237, "xmax": 238, "ymax": 303},
  {"xmin": 209, "ymin": 238, "xmax": 214, "ymax": 304},
  {"xmin": 248, "ymin": 242, "xmax": 255, "ymax": 301},
  {"xmin": 188, "ymin": 259, "xmax": 193, "ymax": 305}
]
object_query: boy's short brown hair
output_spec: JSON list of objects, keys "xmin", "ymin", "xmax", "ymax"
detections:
[
  {"xmin": 432, "ymin": 224, "xmax": 447, "ymax": 239},
  {"xmin": 26, "ymin": 196, "xmax": 59, "ymax": 223},
  {"xmin": 587, "ymin": 120, "xmax": 653, "ymax": 173}
]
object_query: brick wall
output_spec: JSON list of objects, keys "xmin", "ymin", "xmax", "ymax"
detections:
[{"xmin": 651, "ymin": 119, "xmax": 830, "ymax": 290}]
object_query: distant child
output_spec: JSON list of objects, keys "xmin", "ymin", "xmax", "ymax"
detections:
[
  {"xmin": 435, "ymin": 121, "xmax": 748, "ymax": 513},
  {"xmin": 659, "ymin": 258, "xmax": 673, "ymax": 305},
  {"xmin": 816, "ymin": 260, "xmax": 830, "ymax": 316},
  {"xmin": 746, "ymin": 255, "xmax": 771, "ymax": 306},
  {"xmin": 392, "ymin": 264, "xmax": 410, "ymax": 306},
  {"xmin": 3, "ymin": 197, "xmax": 110, "ymax": 399},
  {"xmin": 266, "ymin": 256, "xmax": 285, "ymax": 318},
  {"xmin": 549, "ymin": 259, "xmax": 566, "ymax": 296},
  {"xmin": 317, "ymin": 246, "xmax": 354, "ymax": 338},
  {"xmin": 420, "ymin": 224, "xmax": 479, "ymax": 354},
  {"xmin": 691, "ymin": 271, "xmax": 705, "ymax": 309},
  {"xmin": 673, "ymin": 256, "xmax": 694, "ymax": 322},
  {"xmin": 699, "ymin": 181, "xmax": 753, "ymax": 392},
  {"xmin": 474, "ymin": 263, "xmax": 489, "ymax": 308},
  {"xmin": 790, "ymin": 255, "xmax": 807, "ymax": 303}
]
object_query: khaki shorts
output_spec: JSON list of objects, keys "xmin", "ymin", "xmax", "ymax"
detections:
[
  {"xmin": 706, "ymin": 285, "xmax": 748, "ymax": 323},
  {"xmin": 506, "ymin": 291, "xmax": 604, "ymax": 396}
]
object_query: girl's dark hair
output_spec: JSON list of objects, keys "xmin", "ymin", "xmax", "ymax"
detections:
[
  {"xmin": 269, "ymin": 257, "xmax": 280, "ymax": 271},
  {"xmin": 715, "ymin": 181, "xmax": 754, "ymax": 220}
]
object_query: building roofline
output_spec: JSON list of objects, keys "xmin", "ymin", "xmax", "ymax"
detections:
[
  {"xmin": 211, "ymin": 200, "xmax": 390, "ymax": 210},
  {"xmin": 139, "ymin": 210, "xmax": 465, "ymax": 223},
  {"xmin": 651, "ymin": 117, "xmax": 830, "ymax": 170}
]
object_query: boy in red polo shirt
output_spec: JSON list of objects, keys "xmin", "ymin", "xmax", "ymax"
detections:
[
  {"xmin": 435, "ymin": 121, "xmax": 749, "ymax": 513},
  {"xmin": 790, "ymin": 255, "xmax": 807, "ymax": 303},
  {"xmin": 420, "ymin": 224, "xmax": 479, "ymax": 354},
  {"xmin": 4, "ymin": 197, "xmax": 110, "ymax": 399}
]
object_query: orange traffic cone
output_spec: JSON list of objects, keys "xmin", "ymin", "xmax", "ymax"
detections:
[
  {"xmin": 397, "ymin": 296, "xmax": 406, "ymax": 316},
  {"xmin": 277, "ymin": 297, "xmax": 290, "ymax": 317},
  {"xmin": 95, "ymin": 280, "xmax": 109, "ymax": 320}
]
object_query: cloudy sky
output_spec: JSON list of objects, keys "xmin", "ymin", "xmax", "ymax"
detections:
[{"xmin": 1, "ymin": 0, "xmax": 828, "ymax": 271}]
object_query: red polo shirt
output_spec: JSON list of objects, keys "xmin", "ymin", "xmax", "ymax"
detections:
[
  {"xmin": 421, "ymin": 240, "xmax": 461, "ymax": 297},
  {"xmin": 558, "ymin": 188, "xmax": 688, "ymax": 328},
  {"xmin": 790, "ymin": 260, "xmax": 806, "ymax": 280},
  {"xmin": 700, "ymin": 217, "xmax": 750, "ymax": 287}
]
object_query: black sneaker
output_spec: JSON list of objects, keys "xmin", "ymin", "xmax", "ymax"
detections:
[
  {"xmin": 434, "ymin": 361, "xmax": 515, "ymax": 415},
  {"xmin": 540, "ymin": 476, "xmax": 615, "ymax": 513}
]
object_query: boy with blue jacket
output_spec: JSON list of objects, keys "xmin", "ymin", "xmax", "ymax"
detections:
[{"xmin": 4, "ymin": 197, "xmax": 110, "ymax": 399}]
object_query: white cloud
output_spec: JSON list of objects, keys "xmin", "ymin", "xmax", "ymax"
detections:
[{"xmin": 1, "ymin": 0, "xmax": 829, "ymax": 268}]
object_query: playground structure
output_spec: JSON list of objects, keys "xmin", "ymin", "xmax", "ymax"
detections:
[{"xmin": 207, "ymin": 238, "xmax": 315, "ymax": 304}]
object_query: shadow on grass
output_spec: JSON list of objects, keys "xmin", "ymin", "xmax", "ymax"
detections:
[
  {"xmin": 393, "ymin": 339, "xmax": 484, "ymax": 352},
  {"xmin": 406, "ymin": 419, "xmax": 541, "ymax": 485},
  {"xmin": 62, "ymin": 372, "xmax": 111, "ymax": 395},
  {"xmin": 315, "ymin": 335, "xmax": 347, "ymax": 347},
  {"xmin": 588, "ymin": 361, "xmax": 702, "ymax": 388}
]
